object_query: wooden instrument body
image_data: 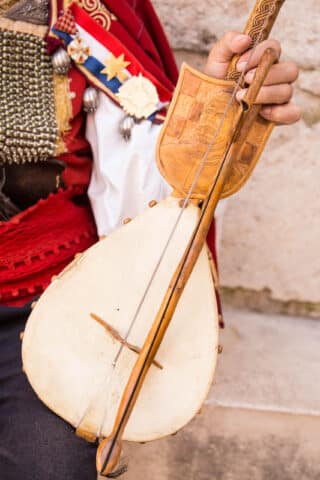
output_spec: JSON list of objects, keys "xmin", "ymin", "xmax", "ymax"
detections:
[
  {"xmin": 22, "ymin": 1, "xmax": 286, "ymax": 465},
  {"xmin": 22, "ymin": 52, "xmax": 278, "ymax": 449},
  {"xmin": 157, "ymin": 64, "xmax": 274, "ymax": 200},
  {"xmin": 22, "ymin": 196, "xmax": 219, "ymax": 442}
]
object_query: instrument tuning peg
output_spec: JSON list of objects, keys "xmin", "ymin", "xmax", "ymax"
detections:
[
  {"xmin": 218, "ymin": 345, "xmax": 223, "ymax": 354},
  {"xmin": 123, "ymin": 217, "xmax": 132, "ymax": 224},
  {"xmin": 148, "ymin": 200, "xmax": 157, "ymax": 208},
  {"xmin": 31, "ymin": 301, "xmax": 37, "ymax": 309},
  {"xmin": 19, "ymin": 331, "xmax": 24, "ymax": 340}
]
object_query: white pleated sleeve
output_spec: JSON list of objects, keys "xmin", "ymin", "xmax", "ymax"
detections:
[
  {"xmin": 86, "ymin": 93, "xmax": 172, "ymax": 236},
  {"xmin": 86, "ymin": 92, "xmax": 227, "ymax": 241}
]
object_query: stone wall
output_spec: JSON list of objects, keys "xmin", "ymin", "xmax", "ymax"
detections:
[{"xmin": 153, "ymin": 0, "xmax": 320, "ymax": 317}]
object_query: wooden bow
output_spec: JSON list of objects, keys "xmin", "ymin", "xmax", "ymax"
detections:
[{"xmin": 97, "ymin": 0, "xmax": 285, "ymax": 476}]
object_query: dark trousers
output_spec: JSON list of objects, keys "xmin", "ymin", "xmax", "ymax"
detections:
[{"xmin": 0, "ymin": 303, "xmax": 97, "ymax": 480}]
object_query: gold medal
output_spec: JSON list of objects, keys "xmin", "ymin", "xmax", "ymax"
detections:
[
  {"xmin": 67, "ymin": 37, "xmax": 91, "ymax": 64},
  {"xmin": 117, "ymin": 74, "xmax": 159, "ymax": 119},
  {"xmin": 101, "ymin": 53, "xmax": 130, "ymax": 82}
]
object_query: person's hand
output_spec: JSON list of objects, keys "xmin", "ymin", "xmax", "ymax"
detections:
[{"xmin": 205, "ymin": 32, "xmax": 301, "ymax": 125}]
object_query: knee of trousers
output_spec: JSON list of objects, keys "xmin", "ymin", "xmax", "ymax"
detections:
[{"xmin": 0, "ymin": 379, "xmax": 97, "ymax": 480}]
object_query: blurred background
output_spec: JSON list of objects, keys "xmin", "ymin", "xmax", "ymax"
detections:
[
  {"xmin": 117, "ymin": 1, "xmax": 320, "ymax": 479},
  {"xmin": 154, "ymin": 0, "xmax": 320, "ymax": 318}
]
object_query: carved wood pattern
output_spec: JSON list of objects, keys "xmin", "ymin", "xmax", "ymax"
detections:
[
  {"xmin": 156, "ymin": 64, "xmax": 274, "ymax": 199},
  {"xmin": 226, "ymin": 0, "xmax": 285, "ymax": 82}
]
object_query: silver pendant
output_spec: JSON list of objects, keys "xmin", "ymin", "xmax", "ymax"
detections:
[
  {"xmin": 119, "ymin": 115, "xmax": 135, "ymax": 142},
  {"xmin": 52, "ymin": 48, "xmax": 71, "ymax": 75},
  {"xmin": 83, "ymin": 87, "xmax": 99, "ymax": 113}
]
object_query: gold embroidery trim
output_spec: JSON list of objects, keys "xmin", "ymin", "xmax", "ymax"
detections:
[
  {"xmin": 72, "ymin": 0, "xmax": 116, "ymax": 30},
  {"xmin": 0, "ymin": 16, "xmax": 47, "ymax": 37},
  {"xmin": 53, "ymin": 73, "xmax": 72, "ymax": 156},
  {"xmin": 0, "ymin": 0, "xmax": 17, "ymax": 16}
]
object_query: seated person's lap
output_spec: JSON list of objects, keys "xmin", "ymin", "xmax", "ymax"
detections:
[{"xmin": 0, "ymin": 304, "xmax": 97, "ymax": 480}]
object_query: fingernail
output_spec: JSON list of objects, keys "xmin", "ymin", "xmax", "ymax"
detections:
[
  {"xmin": 245, "ymin": 69, "xmax": 256, "ymax": 82},
  {"xmin": 236, "ymin": 89, "xmax": 246, "ymax": 102},
  {"xmin": 235, "ymin": 34, "xmax": 251, "ymax": 43},
  {"xmin": 237, "ymin": 61, "xmax": 247, "ymax": 72}
]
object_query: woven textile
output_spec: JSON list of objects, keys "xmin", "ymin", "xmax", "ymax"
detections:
[
  {"xmin": 54, "ymin": 7, "xmax": 77, "ymax": 34},
  {"xmin": 0, "ymin": 188, "xmax": 98, "ymax": 306}
]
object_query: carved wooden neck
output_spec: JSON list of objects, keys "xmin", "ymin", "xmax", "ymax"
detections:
[{"xmin": 226, "ymin": 0, "xmax": 285, "ymax": 82}]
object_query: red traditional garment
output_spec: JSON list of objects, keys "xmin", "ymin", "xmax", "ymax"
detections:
[
  {"xmin": 0, "ymin": 189, "xmax": 97, "ymax": 306},
  {"xmin": 100, "ymin": 0, "xmax": 179, "ymax": 85},
  {"xmin": 1, "ymin": 0, "xmax": 219, "ymax": 311},
  {"xmin": 0, "ymin": 66, "xmax": 98, "ymax": 306}
]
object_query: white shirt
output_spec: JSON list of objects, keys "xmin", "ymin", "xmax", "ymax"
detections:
[{"xmin": 86, "ymin": 93, "xmax": 226, "ymax": 241}]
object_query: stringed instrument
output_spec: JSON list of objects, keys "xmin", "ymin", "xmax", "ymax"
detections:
[{"xmin": 21, "ymin": 0, "xmax": 285, "ymax": 476}]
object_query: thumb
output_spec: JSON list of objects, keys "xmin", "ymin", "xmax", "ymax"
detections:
[{"xmin": 205, "ymin": 32, "xmax": 252, "ymax": 79}]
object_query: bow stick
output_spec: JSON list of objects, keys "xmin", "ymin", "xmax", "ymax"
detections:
[{"xmin": 97, "ymin": 0, "xmax": 285, "ymax": 475}]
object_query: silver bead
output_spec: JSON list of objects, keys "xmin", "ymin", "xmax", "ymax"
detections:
[
  {"xmin": 51, "ymin": 48, "xmax": 71, "ymax": 75},
  {"xmin": 119, "ymin": 115, "xmax": 135, "ymax": 142},
  {"xmin": 83, "ymin": 87, "xmax": 99, "ymax": 113}
]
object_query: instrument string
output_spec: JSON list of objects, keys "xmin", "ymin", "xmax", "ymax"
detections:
[
  {"xmin": 99, "ymin": 4, "xmax": 278, "ymax": 474},
  {"xmin": 111, "ymin": 4, "xmax": 275, "ymax": 368},
  {"xmin": 75, "ymin": 360, "xmax": 117, "ymax": 434}
]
